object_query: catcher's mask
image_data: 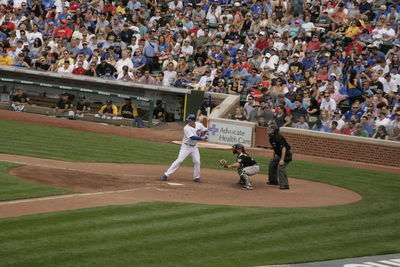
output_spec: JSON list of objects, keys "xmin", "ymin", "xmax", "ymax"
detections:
[{"xmin": 232, "ymin": 143, "xmax": 244, "ymax": 154}]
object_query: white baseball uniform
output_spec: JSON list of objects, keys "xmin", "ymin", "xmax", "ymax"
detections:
[{"xmin": 164, "ymin": 122, "xmax": 207, "ymax": 179}]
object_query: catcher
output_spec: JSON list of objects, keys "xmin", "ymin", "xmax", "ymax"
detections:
[{"xmin": 219, "ymin": 143, "xmax": 259, "ymax": 190}]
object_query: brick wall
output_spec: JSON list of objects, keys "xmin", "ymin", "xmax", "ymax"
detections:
[{"xmin": 255, "ymin": 127, "xmax": 400, "ymax": 167}]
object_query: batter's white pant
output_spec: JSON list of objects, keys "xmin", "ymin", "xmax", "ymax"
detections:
[{"xmin": 165, "ymin": 144, "xmax": 201, "ymax": 179}]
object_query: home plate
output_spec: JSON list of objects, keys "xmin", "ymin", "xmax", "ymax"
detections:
[{"xmin": 167, "ymin": 182, "xmax": 184, "ymax": 186}]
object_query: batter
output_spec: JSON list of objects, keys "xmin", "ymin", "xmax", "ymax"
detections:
[{"xmin": 161, "ymin": 114, "xmax": 208, "ymax": 183}]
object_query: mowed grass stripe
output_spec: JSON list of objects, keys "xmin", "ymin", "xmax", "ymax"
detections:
[
  {"xmin": 0, "ymin": 204, "xmax": 250, "ymax": 242},
  {"xmin": 5, "ymin": 223, "xmax": 398, "ymax": 267},
  {"xmin": 2, "ymin": 205, "xmax": 398, "ymax": 260}
]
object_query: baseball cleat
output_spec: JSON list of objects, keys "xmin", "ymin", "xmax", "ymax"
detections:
[
  {"xmin": 267, "ymin": 181, "xmax": 279, "ymax": 185},
  {"xmin": 242, "ymin": 184, "xmax": 253, "ymax": 190},
  {"xmin": 194, "ymin": 178, "xmax": 202, "ymax": 183},
  {"xmin": 161, "ymin": 174, "xmax": 169, "ymax": 181},
  {"xmin": 279, "ymin": 185, "xmax": 289, "ymax": 190}
]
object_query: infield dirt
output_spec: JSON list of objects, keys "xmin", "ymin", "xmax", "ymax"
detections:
[{"xmin": 0, "ymin": 154, "xmax": 362, "ymax": 218}]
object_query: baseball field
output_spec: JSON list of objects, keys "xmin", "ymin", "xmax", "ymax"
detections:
[{"xmin": 0, "ymin": 112, "xmax": 399, "ymax": 267}]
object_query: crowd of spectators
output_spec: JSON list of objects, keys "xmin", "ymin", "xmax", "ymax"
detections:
[{"xmin": 0, "ymin": 0, "xmax": 399, "ymax": 140}]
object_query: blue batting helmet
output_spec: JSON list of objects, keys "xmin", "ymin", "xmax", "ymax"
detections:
[
  {"xmin": 186, "ymin": 114, "xmax": 196, "ymax": 121},
  {"xmin": 204, "ymin": 93, "xmax": 212, "ymax": 100}
]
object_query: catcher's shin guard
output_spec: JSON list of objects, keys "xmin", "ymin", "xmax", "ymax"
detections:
[{"xmin": 240, "ymin": 173, "xmax": 252, "ymax": 189}]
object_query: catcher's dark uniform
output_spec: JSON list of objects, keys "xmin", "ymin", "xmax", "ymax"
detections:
[
  {"xmin": 268, "ymin": 133, "xmax": 292, "ymax": 189},
  {"xmin": 236, "ymin": 153, "xmax": 259, "ymax": 190}
]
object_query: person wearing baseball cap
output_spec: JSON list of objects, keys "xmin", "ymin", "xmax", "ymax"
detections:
[
  {"xmin": 53, "ymin": 19, "xmax": 73, "ymax": 38},
  {"xmin": 196, "ymin": 93, "xmax": 219, "ymax": 122},
  {"xmin": 161, "ymin": 113, "xmax": 208, "ymax": 183},
  {"xmin": 75, "ymin": 95, "xmax": 91, "ymax": 118},
  {"xmin": 96, "ymin": 100, "xmax": 118, "ymax": 119},
  {"xmin": 267, "ymin": 122, "xmax": 292, "ymax": 190}
]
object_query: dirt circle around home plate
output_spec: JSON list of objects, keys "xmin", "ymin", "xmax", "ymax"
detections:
[{"xmin": 0, "ymin": 154, "xmax": 362, "ymax": 218}]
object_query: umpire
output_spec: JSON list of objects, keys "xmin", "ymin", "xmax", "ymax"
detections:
[{"xmin": 267, "ymin": 123, "xmax": 292, "ymax": 190}]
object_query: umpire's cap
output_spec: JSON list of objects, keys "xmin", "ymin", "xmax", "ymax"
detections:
[
  {"xmin": 186, "ymin": 114, "xmax": 196, "ymax": 121},
  {"xmin": 232, "ymin": 143, "xmax": 244, "ymax": 150}
]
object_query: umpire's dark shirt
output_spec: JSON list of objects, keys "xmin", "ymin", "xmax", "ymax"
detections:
[{"xmin": 269, "ymin": 134, "xmax": 291, "ymax": 158}]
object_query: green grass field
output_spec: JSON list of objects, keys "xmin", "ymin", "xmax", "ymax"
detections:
[{"xmin": 0, "ymin": 120, "xmax": 399, "ymax": 267}]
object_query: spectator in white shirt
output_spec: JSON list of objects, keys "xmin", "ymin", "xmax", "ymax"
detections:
[
  {"xmin": 382, "ymin": 22, "xmax": 396, "ymax": 43},
  {"xmin": 378, "ymin": 72, "xmax": 398, "ymax": 94},
  {"xmin": 162, "ymin": 62, "xmax": 177, "ymax": 86},
  {"xmin": 181, "ymin": 39, "xmax": 193, "ymax": 60},
  {"xmin": 27, "ymin": 24, "xmax": 43, "ymax": 43},
  {"xmin": 197, "ymin": 69, "xmax": 214, "ymax": 86},
  {"xmin": 57, "ymin": 60, "xmax": 74, "ymax": 73},
  {"xmin": 277, "ymin": 58, "xmax": 289, "ymax": 74},
  {"xmin": 74, "ymin": 53, "xmax": 89, "ymax": 69},
  {"xmin": 115, "ymin": 50, "xmax": 133, "ymax": 74},
  {"xmin": 333, "ymin": 110, "xmax": 346, "ymax": 130},
  {"xmin": 375, "ymin": 111, "xmax": 391, "ymax": 129},
  {"xmin": 320, "ymin": 92, "xmax": 337, "ymax": 112},
  {"xmin": 265, "ymin": 48, "xmax": 279, "ymax": 71}
]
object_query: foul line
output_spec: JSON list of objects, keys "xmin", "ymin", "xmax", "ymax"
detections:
[
  {"xmin": 0, "ymin": 187, "xmax": 155, "ymax": 206},
  {"xmin": 1, "ymin": 159, "xmax": 155, "ymax": 178}
]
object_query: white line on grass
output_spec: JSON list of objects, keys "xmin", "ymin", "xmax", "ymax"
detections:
[
  {"xmin": 2, "ymin": 159, "xmax": 156, "ymax": 178},
  {"xmin": 0, "ymin": 187, "xmax": 153, "ymax": 206}
]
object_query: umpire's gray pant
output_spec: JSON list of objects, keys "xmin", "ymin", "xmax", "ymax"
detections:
[{"xmin": 268, "ymin": 156, "xmax": 289, "ymax": 187}]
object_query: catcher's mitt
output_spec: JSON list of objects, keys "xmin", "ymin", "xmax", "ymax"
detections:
[{"xmin": 219, "ymin": 159, "xmax": 228, "ymax": 168}]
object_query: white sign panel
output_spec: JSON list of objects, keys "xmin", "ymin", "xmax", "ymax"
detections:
[{"xmin": 207, "ymin": 121, "xmax": 253, "ymax": 147}]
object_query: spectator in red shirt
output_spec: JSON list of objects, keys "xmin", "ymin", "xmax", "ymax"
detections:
[
  {"xmin": 69, "ymin": 0, "xmax": 80, "ymax": 11},
  {"xmin": 53, "ymin": 19, "xmax": 73, "ymax": 38},
  {"xmin": 103, "ymin": 0, "xmax": 116, "ymax": 14},
  {"xmin": 307, "ymin": 35, "xmax": 322, "ymax": 51},
  {"xmin": 188, "ymin": 22, "xmax": 200, "ymax": 36},
  {"xmin": 2, "ymin": 16, "xmax": 15, "ymax": 31},
  {"xmin": 255, "ymin": 31, "xmax": 269, "ymax": 52},
  {"xmin": 345, "ymin": 38, "xmax": 363, "ymax": 56},
  {"xmin": 72, "ymin": 61, "xmax": 86, "ymax": 75},
  {"xmin": 315, "ymin": 65, "xmax": 329, "ymax": 81}
]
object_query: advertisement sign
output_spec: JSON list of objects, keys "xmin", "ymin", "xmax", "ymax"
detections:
[{"xmin": 207, "ymin": 120, "xmax": 254, "ymax": 147}]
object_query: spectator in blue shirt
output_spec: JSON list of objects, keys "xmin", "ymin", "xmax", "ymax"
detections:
[
  {"xmin": 302, "ymin": 51, "xmax": 316, "ymax": 71},
  {"xmin": 100, "ymin": 68, "xmax": 116, "ymax": 79},
  {"xmin": 353, "ymin": 59, "xmax": 365, "ymax": 74},
  {"xmin": 343, "ymin": 103, "xmax": 364, "ymax": 122},
  {"xmin": 221, "ymin": 60, "xmax": 232, "ymax": 79},
  {"xmin": 246, "ymin": 68, "xmax": 261, "ymax": 89},
  {"xmin": 79, "ymin": 41, "xmax": 93, "ymax": 57},
  {"xmin": 250, "ymin": 0, "xmax": 264, "ymax": 15},
  {"xmin": 41, "ymin": 0, "xmax": 54, "ymax": 10},
  {"xmin": 132, "ymin": 49, "xmax": 147, "ymax": 70},
  {"xmin": 127, "ymin": 0, "xmax": 141, "ymax": 11}
]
